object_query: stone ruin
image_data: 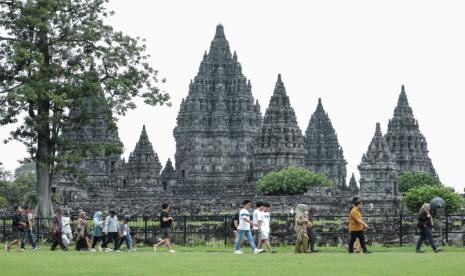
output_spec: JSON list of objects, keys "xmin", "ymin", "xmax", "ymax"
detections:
[{"xmin": 53, "ymin": 24, "xmax": 437, "ymax": 217}]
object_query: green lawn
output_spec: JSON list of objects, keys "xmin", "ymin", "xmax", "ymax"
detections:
[{"xmin": 0, "ymin": 244, "xmax": 464, "ymax": 276}]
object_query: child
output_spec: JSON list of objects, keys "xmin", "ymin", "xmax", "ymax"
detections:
[{"xmin": 116, "ymin": 216, "xmax": 135, "ymax": 252}]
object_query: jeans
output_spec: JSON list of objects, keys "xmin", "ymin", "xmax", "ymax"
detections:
[
  {"xmin": 116, "ymin": 235, "xmax": 133, "ymax": 250},
  {"xmin": 416, "ymin": 228, "xmax": 437, "ymax": 251},
  {"xmin": 348, "ymin": 231, "xmax": 368, "ymax": 253},
  {"xmin": 21, "ymin": 229, "xmax": 36, "ymax": 249},
  {"xmin": 235, "ymin": 230, "xmax": 256, "ymax": 251}
]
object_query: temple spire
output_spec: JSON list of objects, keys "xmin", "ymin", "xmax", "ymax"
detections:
[
  {"xmin": 304, "ymin": 98, "xmax": 347, "ymax": 188},
  {"xmin": 273, "ymin": 74, "xmax": 286, "ymax": 96},
  {"xmin": 215, "ymin": 24, "xmax": 225, "ymax": 38}
]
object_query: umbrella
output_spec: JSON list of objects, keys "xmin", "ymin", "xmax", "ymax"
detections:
[{"xmin": 429, "ymin": 197, "xmax": 446, "ymax": 211}]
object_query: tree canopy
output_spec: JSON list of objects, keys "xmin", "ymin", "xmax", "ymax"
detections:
[
  {"xmin": 403, "ymin": 185, "xmax": 463, "ymax": 214},
  {"xmin": 398, "ymin": 171, "xmax": 442, "ymax": 194},
  {"xmin": 0, "ymin": 0, "xmax": 170, "ymax": 216},
  {"xmin": 256, "ymin": 166, "xmax": 333, "ymax": 196}
]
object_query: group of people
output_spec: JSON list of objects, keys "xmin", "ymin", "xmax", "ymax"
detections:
[
  {"xmin": 5, "ymin": 206, "xmax": 37, "ymax": 252},
  {"xmin": 5, "ymin": 199, "xmax": 442, "ymax": 254},
  {"xmin": 49, "ymin": 208, "xmax": 136, "ymax": 252}
]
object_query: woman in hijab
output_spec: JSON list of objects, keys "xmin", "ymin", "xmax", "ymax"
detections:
[
  {"xmin": 294, "ymin": 204, "xmax": 309, "ymax": 253},
  {"xmin": 416, "ymin": 203, "xmax": 442, "ymax": 253},
  {"xmin": 76, "ymin": 211, "xmax": 89, "ymax": 251},
  {"xmin": 91, "ymin": 211, "xmax": 104, "ymax": 252}
]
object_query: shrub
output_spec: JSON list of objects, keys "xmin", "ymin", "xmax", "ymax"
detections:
[
  {"xmin": 403, "ymin": 185, "xmax": 464, "ymax": 214},
  {"xmin": 398, "ymin": 171, "xmax": 441, "ymax": 194},
  {"xmin": 256, "ymin": 166, "xmax": 332, "ymax": 196}
]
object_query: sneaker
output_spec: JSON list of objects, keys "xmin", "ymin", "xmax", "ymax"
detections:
[
  {"xmin": 253, "ymin": 248, "xmax": 264, "ymax": 254},
  {"xmin": 105, "ymin": 248, "xmax": 113, "ymax": 253},
  {"xmin": 434, "ymin": 248, "xmax": 443, "ymax": 253},
  {"xmin": 168, "ymin": 249, "xmax": 176, "ymax": 254},
  {"xmin": 114, "ymin": 250, "xmax": 121, "ymax": 253},
  {"xmin": 20, "ymin": 248, "xmax": 25, "ymax": 252},
  {"xmin": 32, "ymin": 247, "xmax": 38, "ymax": 251},
  {"xmin": 153, "ymin": 246, "xmax": 158, "ymax": 252},
  {"xmin": 416, "ymin": 250, "xmax": 425, "ymax": 253},
  {"xmin": 233, "ymin": 250, "xmax": 243, "ymax": 254},
  {"xmin": 97, "ymin": 246, "xmax": 102, "ymax": 252},
  {"xmin": 90, "ymin": 249, "xmax": 96, "ymax": 252}
]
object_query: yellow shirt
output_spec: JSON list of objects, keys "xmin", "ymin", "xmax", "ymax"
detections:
[{"xmin": 348, "ymin": 206, "xmax": 364, "ymax": 232}]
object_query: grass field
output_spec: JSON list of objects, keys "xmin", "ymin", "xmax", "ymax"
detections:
[{"xmin": 0, "ymin": 244, "xmax": 464, "ymax": 276}]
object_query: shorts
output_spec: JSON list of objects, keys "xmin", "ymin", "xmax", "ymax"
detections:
[
  {"xmin": 259, "ymin": 230, "xmax": 270, "ymax": 240},
  {"xmin": 13, "ymin": 230, "xmax": 23, "ymax": 240},
  {"xmin": 161, "ymin": 227, "xmax": 171, "ymax": 239}
]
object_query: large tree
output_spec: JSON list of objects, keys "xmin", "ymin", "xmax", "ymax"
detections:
[{"xmin": 0, "ymin": 0, "xmax": 170, "ymax": 217}]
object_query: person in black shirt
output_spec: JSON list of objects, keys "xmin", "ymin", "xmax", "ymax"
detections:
[
  {"xmin": 416, "ymin": 203, "xmax": 441, "ymax": 253},
  {"xmin": 6, "ymin": 206, "xmax": 27, "ymax": 252},
  {"xmin": 153, "ymin": 203, "xmax": 175, "ymax": 253}
]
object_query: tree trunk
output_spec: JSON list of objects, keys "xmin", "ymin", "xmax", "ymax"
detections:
[{"xmin": 36, "ymin": 126, "xmax": 54, "ymax": 218}]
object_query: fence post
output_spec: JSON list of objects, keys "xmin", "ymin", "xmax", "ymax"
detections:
[
  {"xmin": 143, "ymin": 216, "xmax": 148, "ymax": 245},
  {"xmin": 36, "ymin": 217, "xmax": 40, "ymax": 244},
  {"xmin": 224, "ymin": 215, "xmax": 228, "ymax": 247},
  {"xmin": 183, "ymin": 216, "xmax": 187, "ymax": 246},
  {"xmin": 399, "ymin": 209, "xmax": 403, "ymax": 247},
  {"xmin": 2, "ymin": 218, "xmax": 6, "ymax": 243},
  {"xmin": 445, "ymin": 208, "xmax": 449, "ymax": 244}
]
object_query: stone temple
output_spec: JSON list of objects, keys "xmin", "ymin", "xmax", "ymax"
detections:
[{"xmin": 53, "ymin": 25, "xmax": 437, "ymax": 215}]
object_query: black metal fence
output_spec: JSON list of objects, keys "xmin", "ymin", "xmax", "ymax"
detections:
[{"xmin": 1, "ymin": 213, "xmax": 464, "ymax": 247}]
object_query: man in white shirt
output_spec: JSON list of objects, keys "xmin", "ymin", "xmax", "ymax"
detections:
[
  {"xmin": 252, "ymin": 201, "xmax": 264, "ymax": 245},
  {"xmin": 258, "ymin": 202, "xmax": 276, "ymax": 253},
  {"xmin": 234, "ymin": 200, "xmax": 264, "ymax": 255}
]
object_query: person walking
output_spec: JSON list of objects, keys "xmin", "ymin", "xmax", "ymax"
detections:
[
  {"xmin": 6, "ymin": 206, "xmax": 27, "ymax": 252},
  {"xmin": 307, "ymin": 207, "xmax": 319, "ymax": 253},
  {"xmin": 75, "ymin": 211, "xmax": 89, "ymax": 251},
  {"xmin": 51, "ymin": 208, "xmax": 68, "ymax": 251},
  {"xmin": 21, "ymin": 207, "xmax": 38, "ymax": 251},
  {"xmin": 102, "ymin": 210, "xmax": 119, "ymax": 252},
  {"xmin": 294, "ymin": 204, "xmax": 309, "ymax": 253},
  {"xmin": 233, "ymin": 200, "xmax": 264, "ymax": 255},
  {"xmin": 61, "ymin": 208, "xmax": 73, "ymax": 248},
  {"xmin": 258, "ymin": 202, "xmax": 276, "ymax": 253},
  {"xmin": 116, "ymin": 216, "xmax": 135, "ymax": 252},
  {"xmin": 348, "ymin": 197, "xmax": 370, "ymax": 254},
  {"xmin": 91, "ymin": 211, "xmax": 104, "ymax": 252},
  {"xmin": 416, "ymin": 203, "xmax": 442, "ymax": 253},
  {"xmin": 252, "ymin": 201, "xmax": 264, "ymax": 245},
  {"xmin": 153, "ymin": 203, "xmax": 175, "ymax": 253}
]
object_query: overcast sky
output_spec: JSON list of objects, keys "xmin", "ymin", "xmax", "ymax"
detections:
[{"xmin": 1, "ymin": 0, "xmax": 464, "ymax": 192}]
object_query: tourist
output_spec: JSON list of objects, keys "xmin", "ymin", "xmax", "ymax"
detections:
[
  {"xmin": 91, "ymin": 211, "xmax": 104, "ymax": 252},
  {"xmin": 153, "ymin": 203, "xmax": 175, "ymax": 253},
  {"xmin": 252, "ymin": 201, "xmax": 264, "ymax": 244},
  {"xmin": 116, "ymin": 215, "xmax": 135, "ymax": 252},
  {"xmin": 294, "ymin": 204, "xmax": 309, "ymax": 253},
  {"xmin": 21, "ymin": 207, "xmax": 37, "ymax": 251},
  {"xmin": 102, "ymin": 210, "xmax": 119, "ymax": 252},
  {"xmin": 233, "ymin": 200, "xmax": 264, "ymax": 254},
  {"xmin": 348, "ymin": 197, "xmax": 370, "ymax": 253},
  {"xmin": 307, "ymin": 207, "xmax": 319, "ymax": 253},
  {"xmin": 416, "ymin": 203, "xmax": 442, "ymax": 253},
  {"xmin": 258, "ymin": 202, "xmax": 276, "ymax": 253},
  {"xmin": 61, "ymin": 208, "xmax": 73, "ymax": 247},
  {"xmin": 5, "ymin": 206, "xmax": 27, "ymax": 252},
  {"xmin": 51, "ymin": 208, "xmax": 68, "ymax": 251},
  {"xmin": 75, "ymin": 211, "xmax": 89, "ymax": 251}
]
